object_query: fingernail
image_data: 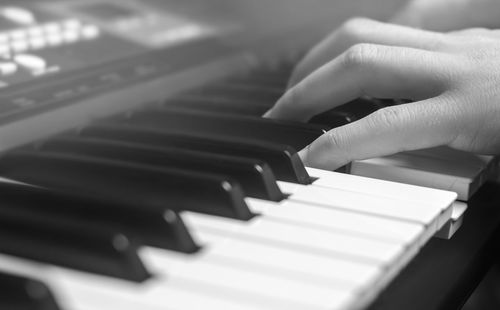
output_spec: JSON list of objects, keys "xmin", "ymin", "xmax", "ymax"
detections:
[
  {"xmin": 298, "ymin": 149, "xmax": 306, "ymax": 160},
  {"xmin": 298, "ymin": 146, "xmax": 308, "ymax": 163},
  {"xmin": 262, "ymin": 108, "xmax": 273, "ymax": 118}
]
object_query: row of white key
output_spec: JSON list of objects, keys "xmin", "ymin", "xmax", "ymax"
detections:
[{"xmin": 0, "ymin": 168, "xmax": 457, "ymax": 310}]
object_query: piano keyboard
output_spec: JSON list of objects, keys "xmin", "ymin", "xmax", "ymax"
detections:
[
  {"xmin": 0, "ymin": 167, "xmax": 456, "ymax": 310},
  {"xmin": 0, "ymin": 59, "xmax": 461, "ymax": 310}
]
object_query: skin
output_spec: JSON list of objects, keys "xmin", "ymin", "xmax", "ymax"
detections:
[{"xmin": 264, "ymin": 0, "xmax": 500, "ymax": 171}]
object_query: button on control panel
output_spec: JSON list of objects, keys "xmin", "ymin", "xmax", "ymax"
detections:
[{"xmin": 0, "ymin": 18, "xmax": 101, "ymax": 57}]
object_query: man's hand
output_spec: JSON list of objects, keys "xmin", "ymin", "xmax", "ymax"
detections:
[
  {"xmin": 392, "ymin": 0, "xmax": 500, "ymax": 31},
  {"xmin": 264, "ymin": 18, "xmax": 500, "ymax": 170}
]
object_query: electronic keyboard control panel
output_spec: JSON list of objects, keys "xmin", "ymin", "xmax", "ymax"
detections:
[{"xmin": 0, "ymin": 0, "xmax": 237, "ymax": 89}]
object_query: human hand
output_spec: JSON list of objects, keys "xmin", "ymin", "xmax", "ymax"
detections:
[
  {"xmin": 264, "ymin": 18, "xmax": 500, "ymax": 170},
  {"xmin": 283, "ymin": 0, "xmax": 500, "ymax": 91},
  {"xmin": 392, "ymin": 0, "xmax": 500, "ymax": 31}
]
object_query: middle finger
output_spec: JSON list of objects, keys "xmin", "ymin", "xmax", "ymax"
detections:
[{"xmin": 289, "ymin": 17, "xmax": 447, "ymax": 87}]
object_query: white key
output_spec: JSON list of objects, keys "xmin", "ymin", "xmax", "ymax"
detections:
[
  {"xmin": 279, "ymin": 180, "xmax": 442, "ymax": 227},
  {"xmin": 205, "ymin": 238, "xmax": 383, "ymax": 288},
  {"xmin": 180, "ymin": 211, "xmax": 254, "ymax": 245},
  {"xmin": 308, "ymin": 167, "xmax": 457, "ymax": 209},
  {"xmin": 168, "ymin": 258, "xmax": 356, "ymax": 310},
  {"xmin": 0, "ymin": 247, "xmax": 289, "ymax": 310},
  {"xmin": 0, "ymin": 202, "xmax": 418, "ymax": 310},
  {"xmin": 153, "ymin": 204, "xmax": 399, "ymax": 288},
  {"xmin": 312, "ymin": 167, "xmax": 456, "ymax": 227},
  {"xmin": 247, "ymin": 198, "xmax": 425, "ymax": 245},
  {"xmin": 167, "ymin": 209, "xmax": 403, "ymax": 296},
  {"xmin": 59, "ymin": 272, "xmax": 299, "ymax": 310},
  {"xmin": 185, "ymin": 212, "xmax": 404, "ymax": 264},
  {"xmin": 247, "ymin": 218, "xmax": 404, "ymax": 263},
  {"xmin": 54, "ymin": 242, "xmax": 341, "ymax": 310},
  {"xmin": 144, "ymin": 226, "xmax": 379, "ymax": 310}
]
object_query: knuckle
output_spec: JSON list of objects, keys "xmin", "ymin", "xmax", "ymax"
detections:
[
  {"xmin": 342, "ymin": 43, "xmax": 379, "ymax": 70},
  {"xmin": 325, "ymin": 130, "xmax": 348, "ymax": 152},
  {"xmin": 449, "ymin": 132, "xmax": 483, "ymax": 152},
  {"xmin": 326, "ymin": 131, "xmax": 344, "ymax": 149},
  {"xmin": 324, "ymin": 130, "xmax": 352, "ymax": 163},
  {"xmin": 368, "ymin": 107, "xmax": 406, "ymax": 129},
  {"xmin": 339, "ymin": 17, "xmax": 374, "ymax": 39}
]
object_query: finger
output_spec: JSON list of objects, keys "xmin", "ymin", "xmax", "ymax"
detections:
[
  {"xmin": 390, "ymin": 0, "xmax": 500, "ymax": 31},
  {"xmin": 298, "ymin": 98, "xmax": 458, "ymax": 170},
  {"xmin": 265, "ymin": 44, "xmax": 451, "ymax": 121},
  {"xmin": 448, "ymin": 28, "xmax": 500, "ymax": 39},
  {"xmin": 389, "ymin": 0, "xmax": 464, "ymax": 31},
  {"xmin": 288, "ymin": 18, "xmax": 446, "ymax": 87}
]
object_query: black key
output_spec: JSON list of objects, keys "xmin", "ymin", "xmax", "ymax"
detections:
[
  {"xmin": 189, "ymin": 83, "xmax": 282, "ymax": 104},
  {"xmin": 309, "ymin": 111, "xmax": 351, "ymax": 127},
  {"xmin": 76, "ymin": 124, "xmax": 312, "ymax": 184},
  {"xmin": 0, "ymin": 151, "xmax": 253, "ymax": 220},
  {"xmin": 0, "ymin": 272, "xmax": 61, "ymax": 310},
  {"xmin": 37, "ymin": 137, "xmax": 285, "ymax": 202},
  {"xmin": 0, "ymin": 182, "xmax": 198, "ymax": 253},
  {"xmin": 333, "ymin": 98, "xmax": 383, "ymax": 119},
  {"xmin": 375, "ymin": 98, "xmax": 413, "ymax": 106},
  {"xmin": 217, "ymin": 62, "xmax": 293, "ymax": 92},
  {"xmin": 227, "ymin": 74, "xmax": 288, "ymax": 89},
  {"xmin": 249, "ymin": 63, "xmax": 295, "ymax": 80},
  {"xmin": 0, "ymin": 205, "xmax": 149, "ymax": 282},
  {"xmin": 113, "ymin": 107, "xmax": 328, "ymax": 150},
  {"xmin": 309, "ymin": 98, "xmax": 385, "ymax": 127},
  {"xmin": 215, "ymin": 81, "xmax": 285, "ymax": 95},
  {"xmin": 229, "ymin": 73, "xmax": 288, "ymax": 89},
  {"xmin": 164, "ymin": 95, "xmax": 270, "ymax": 116}
]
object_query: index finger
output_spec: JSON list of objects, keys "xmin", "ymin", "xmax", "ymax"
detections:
[
  {"xmin": 265, "ymin": 44, "xmax": 451, "ymax": 122},
  {"xmin": 299, "ymin": 98, "xmax": 459, "ymax": 170}
]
